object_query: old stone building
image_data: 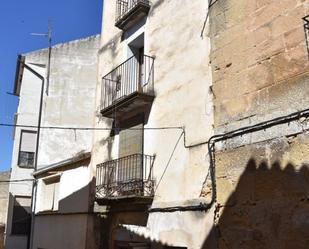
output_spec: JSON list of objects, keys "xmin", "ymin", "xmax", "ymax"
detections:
[
  {"xmin": 5, "ymin": 1, "xmax": 309, "ymax": 249},
  {"xmin": 92, "ymin": 0, "xmax": 214, "ymax": 248},
  {"xmin": 92, "ymin": 0, "xmax": 309, "ymax": 248},
  {"xmin": 204, "ymin": 0, "xmax": 309, "ymax": 248}
]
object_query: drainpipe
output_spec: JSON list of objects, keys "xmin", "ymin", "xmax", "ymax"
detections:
[{"xmin": 17, "ymin": 55, "xmax": 45, "ymax": 249}]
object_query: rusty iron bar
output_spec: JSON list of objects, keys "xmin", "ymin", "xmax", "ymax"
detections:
[{"xmin": 116, "ymin": 0, "xmax": 150, "ymax": 22}]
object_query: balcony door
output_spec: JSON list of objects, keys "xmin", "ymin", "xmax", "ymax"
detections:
[
  {"xmin": 118, "ymin": 115, "xmax": 144, "ymax": 194},
  {"xmin": 138, "ymin": 46, "xmax": 145, "ymax": 90},
  {"xmin": 128, "ymin": 32, "xmax": 144, "ymax": 93}
]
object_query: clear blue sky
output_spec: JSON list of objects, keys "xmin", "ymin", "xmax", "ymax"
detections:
[{"xmin": 0, "ymin": 0, "xmax": 103, "ymax": 171}]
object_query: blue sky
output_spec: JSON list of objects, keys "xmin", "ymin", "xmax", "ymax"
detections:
[{"xmin": 0, "ymin": 0, "xmax": 103, "ymax": 171}]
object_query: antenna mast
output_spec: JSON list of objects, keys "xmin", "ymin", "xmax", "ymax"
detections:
[{"xmin": 30, "ymin": 20, "xmax": 52, "ymax": 95}]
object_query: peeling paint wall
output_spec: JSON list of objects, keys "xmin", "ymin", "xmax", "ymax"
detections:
[
  {"xmin": 92, "ymin": 0, "xmax": 214, "ymax": 248},
  {"xmin": 38, "ymin": 35, "xmax": 100, "ymax": 167},
  {"xmin": 31, "ymin": 36, "xmax": 100, "ymax": 249}
]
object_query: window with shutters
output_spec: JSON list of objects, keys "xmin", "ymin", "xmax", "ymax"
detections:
[
  {"xmin": 40, "ymin": 175, "xmax": 60, "ymax": 212},
  {"xmin": 18, "ymin": 130, "xmax": 37, "ymax": 168},
  {"xmin": 118, "ymin": 116, "xmax": 143, "ymax": 182},
  {"xmin": 11, "ymin": 196, "xmax": 31, "ymax": 235}
]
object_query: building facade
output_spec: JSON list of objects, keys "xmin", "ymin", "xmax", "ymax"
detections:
[
  {"xmin": 92, "ymin": 0, "xmax": 309, "ymax": 248},
  {"xmin": 6, "ymin": 1, "xmax": 309, "ymax": 249},
  {"xmin": 6, "ymin": 51, "xmax": 46, "ymax": 249},
  {"xmin": 92, "ymin": 0, "xmax": 214, "ymax": 248},
  {"xmin": 6, "ymin": 35, "xmax": 100, "ymax": 249},
  {"xmin": 204, "ymin": 0, "xmax": 309, "ymax": 248},
  {"xmin": 31, "ymin": 35, "xmax": 100, "ymax": 249}
]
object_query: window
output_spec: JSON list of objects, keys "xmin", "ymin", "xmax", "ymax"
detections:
[
  {"xmin": 11, "ymin": 196, "xmax": 31, "ymax": 235},
  {"xmin": 40, "ymin": 175, "xmax": 60, "ymax": 212},
  {"xmin": 18, "ymin": 130, "xmax": 37, "ymax": 167}
]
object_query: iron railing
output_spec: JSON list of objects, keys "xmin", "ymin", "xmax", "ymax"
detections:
[
  {"xmin": 96, "ymin": 154, "xmax": 155, "ymax": 198},
  {"xmin": 116, "ymin": 0, "xmax": 150, "ymax": 23},
  {"xmin": 101, "ymin": 55, "xmax": 154, "ymax": 111}
]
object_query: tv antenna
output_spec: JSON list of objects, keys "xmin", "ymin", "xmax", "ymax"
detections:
[{"xmin": 30, "ymin": 20, "xmax": 52, "ymax": 95}]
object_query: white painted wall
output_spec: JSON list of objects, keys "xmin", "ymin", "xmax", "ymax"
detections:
[
  {"xmin": 32, "ymin": 35, "xmax": 100, "ymax": 249},
  {"xmin": 32, "ymin": 162, "xmax": 92, "ymax": 249},
  {"xmin": 37, "ymin": 35, "xmax": 100, "ymax": 168},
  {"xmin": 6, "ymin": 51, "xmax": 47, "ymax": 249}
]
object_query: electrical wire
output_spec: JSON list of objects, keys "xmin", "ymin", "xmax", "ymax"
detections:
[
  {"xmin": 200, "ymin": 0, "xmax": 219, "ymax": 38},
  {"xmin": 0, "ymin": 179, "xmax": 34, "ymax": 183},
  {"xmin": 0, "ymin": 123, "xmax": 183, "ymax": 131},
  {"xmin": 149, "ymin": 108, "xmax": 309, "ymax": 213}
]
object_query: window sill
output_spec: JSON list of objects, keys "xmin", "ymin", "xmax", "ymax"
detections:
[
  {"xmin": 36, "ymin": 210, "xmax": 59, "ymax": 215},
  {"xmin": 17, "ymin": 165, "xmax": 34, "ymax": 169}
]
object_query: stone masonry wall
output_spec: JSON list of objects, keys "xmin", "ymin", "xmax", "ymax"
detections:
[
  {"xmin": 202, "ymin": 132, "xmax": 309, "ymax": 249},
  {"xmin": 209, "ymin": 0, "xmax": 309, "ymax": 130},
  {"xmin": 206, "ymin": 1, "xmax": 309, "ymax": 248}
]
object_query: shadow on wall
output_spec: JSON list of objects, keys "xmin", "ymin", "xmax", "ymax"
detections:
[
  {"xmin": 0, "ymin": 225, "xmax": 4, "ymax": 249},
  {"xmin": 202, "ymin": 158, "xmax": 309, "ymax": 249}
]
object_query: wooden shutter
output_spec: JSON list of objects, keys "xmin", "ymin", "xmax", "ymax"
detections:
[{"xmin": 20, "ymin": 131, "xmax": 37, "ymax": 152}]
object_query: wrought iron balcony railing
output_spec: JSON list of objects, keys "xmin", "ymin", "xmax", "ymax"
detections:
[
  {"xmin": 100, "ymin": 55, "xmax": 154, "ymax": 116},
  {"xmin": 116, "ymin": 0, "xmax": 150, "ymax": 30},
  {"xmin": 96, "ymin": 154, "xmax": 155, "ymax": 199}
]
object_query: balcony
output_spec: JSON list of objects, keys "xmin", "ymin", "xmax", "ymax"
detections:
[
  {"xmin": 96, "ymin": 154, "xmax": 155, "ymax": 204},
  {"xmin": 116, "ymin": 0, "xmax": 150, "ymax": 30},
  {"xmin": 100, "ymin": 55, "xmax": 154, "ymax": 118}
]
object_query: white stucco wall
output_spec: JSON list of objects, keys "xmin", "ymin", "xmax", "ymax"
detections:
[
  {"xmin": 32, "ymin": 161, "xmax": 93, "ymax": 249},
  {"xmin": 37, "ymin": 35, "xmax": 100, "ymax": 168},
  {"xmin": 32, "ymin": 35, "xmax": 100, "ymax": 249},
  {"xmin": 92, "ymin": 0, "xmax": 214, "ymax": 248},
  {"xmin": 6, "ymin": 51, "xmax": 47, "ymax": 249},
  {"xmin": 35, "ymin": 164, "xmax": 91, "ymax": 214},
  {"xmin": 8, "ymin": 35, "xmax": 100, "ymax": 249}
]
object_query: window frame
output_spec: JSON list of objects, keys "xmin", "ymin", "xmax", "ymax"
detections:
[
  {"xmin": 39, "ymin": 174, "xmax": 61, "ymax": 212},
  {"xmin": 17, "ymin": 129, "xmax": 37, "ymax": 168}
]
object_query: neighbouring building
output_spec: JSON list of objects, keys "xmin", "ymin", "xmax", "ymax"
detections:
[
  {"xmin": 6, "ymin": 51, "xmax": 46, "ymax": 249},
  {"xmin": 92, "ymin": 0, "xmax": 309, "ymax": 248},
  {"xmin": 203, "ymin": 0, "xmax": 309, "ymax": 248},
  {"xmin": 31, "ymin": 35, "xmax": 100, "ymax": 249},
  {"xmin": 6, "ymin": 35, "xmax": 100, "ymax": 249},
  {"xmin": 91, "ymin": 0, "xmax": 214, "ymax": 248},
  {"xmin": 0, "ymin": 171, "xmax": 10, "ymax": 249}
]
